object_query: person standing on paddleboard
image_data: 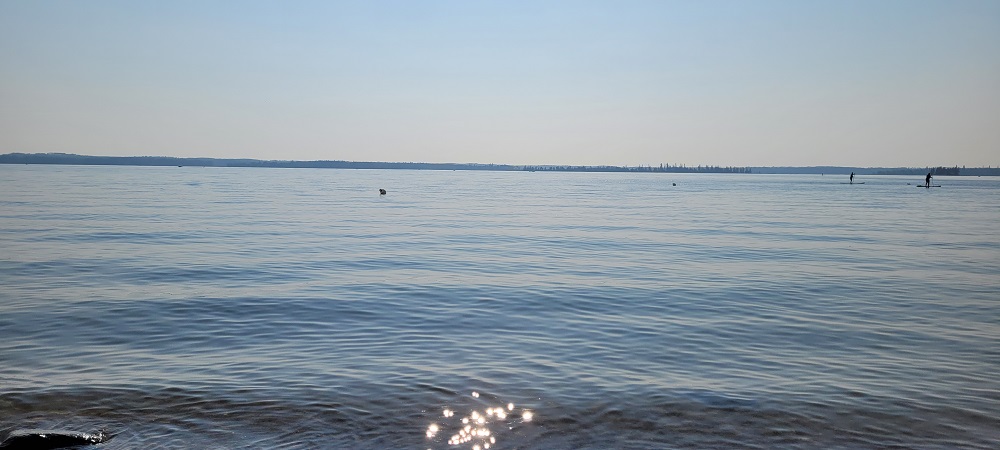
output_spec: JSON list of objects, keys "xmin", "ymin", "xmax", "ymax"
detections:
[
  {"xmin": 925, "ymin": 172, "xmax": 932, "ymax": 187},
  {"xmin": 850, "ymin": 172, "xmax": 855, "ymax": 184}
]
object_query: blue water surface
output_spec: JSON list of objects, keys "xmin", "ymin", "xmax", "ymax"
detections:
[{"xmin": 1, "ymin": 165, "xmax": 998, "ymax": 449}]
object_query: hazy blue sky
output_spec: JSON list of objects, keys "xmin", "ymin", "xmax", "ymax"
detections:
[{"xmin": 2, "ymin": 0, "xmax": 998, "ymax": 166}]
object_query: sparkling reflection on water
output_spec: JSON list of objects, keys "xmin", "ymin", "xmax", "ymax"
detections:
[{"xmin": 425, "ymin": 392, "xmax": 531, "ymax": 450}]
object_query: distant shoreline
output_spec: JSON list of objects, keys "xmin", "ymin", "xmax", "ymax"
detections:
[{"xmin": 2, "ymin": 153, "xmax": 998, "ymax": 176}]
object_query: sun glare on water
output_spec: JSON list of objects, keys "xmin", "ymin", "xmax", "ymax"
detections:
[{"xmin": 425, "ymin": 392, "xmax": 535, "ymax": 449}]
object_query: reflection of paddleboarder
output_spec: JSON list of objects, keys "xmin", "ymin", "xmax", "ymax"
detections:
[
  {"xmin": 850, "ymin": 172, "xmax": 855, "ymax": 184},
  {"xmin": 925, "ymin": 172, "xmax": 932, "ymax": 187}
]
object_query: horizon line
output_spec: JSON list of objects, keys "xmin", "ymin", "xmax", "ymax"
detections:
[{"xmin": 0, "ymin": 152, "xmax": 991, "ymax": 170}]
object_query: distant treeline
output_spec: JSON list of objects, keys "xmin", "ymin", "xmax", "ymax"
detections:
[
  {"xmin": 0, "ymin": 153, "xmax": 518, "ymax": 171},
  {"xmin": 523, "ymin": 164, "xmax": 751, "ymax": 173},
  {"xmin": 729, "ymin": 165, "xmax": 1000, "ymax": 176},
  {"xmin": 875, "ymin": 166, "xmax": 961, "ymax": 176},
  {"xmin": 960, "ymin": 167, "xmax": 1000, "ymax": 176},
  {"xmin": 2, "ymin": 153, "xmax": 999, "ymax": 175},
  {"xmin": 751, "ymin": 166, "xmax": 882, "ymax": 174},
  {"xmin": 877, "ymin": 166, "xmax": 1000, "ymax": 176},
  {"xmin": 0, "ymin": 153, "xmax": 750, "ymax": 173}
]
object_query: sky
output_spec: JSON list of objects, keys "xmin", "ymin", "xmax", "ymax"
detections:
[{"xmin": 1, "ymin": 0, "xmax": 998, "ymax": 167}]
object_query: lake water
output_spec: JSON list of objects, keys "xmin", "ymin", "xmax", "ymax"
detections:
[{"xmin": 1, "ymin": 165, "xmax": 998, "ymax": 449}]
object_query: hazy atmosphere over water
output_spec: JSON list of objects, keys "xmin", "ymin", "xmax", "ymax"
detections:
[{"xmin": 1, "ymin": 0, "xmax": 999, "ymax": 167}]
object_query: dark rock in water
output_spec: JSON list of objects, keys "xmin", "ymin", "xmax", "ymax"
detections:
[
  {"xmin": 379, "ymin": 189, "xmax": 386, "ymax": 195},
  {"xmin": 0, "ymin": 429, "xmax": 113, "ymax": 449}
]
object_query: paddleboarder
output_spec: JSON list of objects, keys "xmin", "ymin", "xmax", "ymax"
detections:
[
  {"xmin": 850, "ymin": 172, "xmax": 855, "ymax": 184},
  {"xmin": 925, "ymin": 172, "xmax": 932, "ymax": 188}
]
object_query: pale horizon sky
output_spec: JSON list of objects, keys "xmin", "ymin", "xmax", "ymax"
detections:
[{"xmin": 1, "ymin": 0, "xmax": 998, "ymax": 167}]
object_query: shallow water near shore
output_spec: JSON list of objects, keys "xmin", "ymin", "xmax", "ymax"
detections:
[{"xmin": 1, "ymin": 165, "xmax": 998, "ymax": 449}]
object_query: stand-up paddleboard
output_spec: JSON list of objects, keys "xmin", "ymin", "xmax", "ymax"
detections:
[
  {"xmin": 839, "ymin": 182, "xmax": 865, "ymax": 184},
  {"xmin": 916, "ymin": 185, "xmax": 942, "ymax": 188}
]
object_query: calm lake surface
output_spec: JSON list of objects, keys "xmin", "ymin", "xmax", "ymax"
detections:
[{"xmin": 1, "ymin": 165, "xmax": 998, "ymax": 449}]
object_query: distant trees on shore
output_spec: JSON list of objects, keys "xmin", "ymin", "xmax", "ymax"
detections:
[
  {"xmin": 521, "ymin": 163, "xmax": 752, "ymax": 173},
  {"xmin": 0, "ymin": 153, "xmax": 751, "ymax": 173},
  {"xmin": 2, "ymin": 153, "xmax": 998, "ymax": 175},
  {"xmin": 0, "ymin": 153, "xmax": 513, "ymax": 170},
  {"xmin": 875, "ymin": 166, "xmax": 961, "ymax": 176}
]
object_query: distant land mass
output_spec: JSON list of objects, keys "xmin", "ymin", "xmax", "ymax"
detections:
[
  {"xmin": 752, "ymin": 166, "xmax": 987, "ymax": 176},
  {"xmin": 2, "ymin": 153, "xmax": 999, "ymax": 176}
]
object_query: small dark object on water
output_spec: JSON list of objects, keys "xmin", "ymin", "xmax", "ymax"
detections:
[
  {"xmin": 379, "ymin": 188, "xmax": 386, "ymax": 195},
  {"xmin": 0, "ymin": 429, "xmax": 113, "ymax": 449},
  {"xmin": 672, "ymin": 183, "xmax": 676, "ymax": 186}
]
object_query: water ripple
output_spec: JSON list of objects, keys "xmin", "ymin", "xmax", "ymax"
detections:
[{"xmin": 1, "ymin": 167, "xmax": 998, "ymax": 448}]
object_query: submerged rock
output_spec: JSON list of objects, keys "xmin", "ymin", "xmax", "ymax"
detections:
[{"xmin": 0, "ymin": 429, "xmax": 113, "ymax": 449}]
